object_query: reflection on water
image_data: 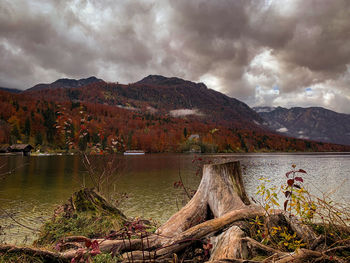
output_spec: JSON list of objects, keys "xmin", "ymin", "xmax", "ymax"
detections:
[{"xmin": 0, "ymin": 153, "xmax": 349, "ymax": 244}]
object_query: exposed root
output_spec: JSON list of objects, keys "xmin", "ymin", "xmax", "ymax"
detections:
[
  {"xmin": 3, "ymin": 161, "xmax": 349, "ymax": 262},
  {"xmin": 0, "ymin": 244, "xmax": 70, "ymax": 262}
]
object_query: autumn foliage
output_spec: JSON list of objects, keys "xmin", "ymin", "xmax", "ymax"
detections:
[{"xmin": 0, "ymin": 87, "xmax": 349, "ymax": 153}]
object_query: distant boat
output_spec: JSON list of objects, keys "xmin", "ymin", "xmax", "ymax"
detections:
[{"xmin": 123, "ymin": 150, "xmax": 145, "ymax": 155}]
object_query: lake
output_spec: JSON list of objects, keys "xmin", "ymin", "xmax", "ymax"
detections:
[{"xmin": 0, "ymin": 153, "xmax": 349, "ymax": 244}]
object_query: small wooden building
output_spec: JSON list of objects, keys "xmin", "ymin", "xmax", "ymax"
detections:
[
  {"xmin": 0, "ymin": 144, "xmax": 10, "ymax": 153},
  {"xmin": 9, "ymin": 144, "xmax": 34, "ymax": 156}
]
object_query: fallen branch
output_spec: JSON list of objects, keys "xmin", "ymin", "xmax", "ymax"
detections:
[
  {"xmin": 0, "ymin": 244, "xmax": 69, "ymax": 262},
  {"xmin": 6, "ymin": 161, "xmax": 348, "ymax": 263}
]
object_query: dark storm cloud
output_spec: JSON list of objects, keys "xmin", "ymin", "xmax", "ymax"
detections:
[
  {"xmin": 166, "ymin": 0, "xmax": 350, "ymax": 97},
  {"xmin": 0, "ymin": 0, "xmax": 159, "ymax": 87},
  {"xmin": 165, "ymin": 1, "xmax": 250, "ymax": 79},
  {"xmin": 0, "ymin": 0, "xmax": 100, "ymax": 86},
  {"xmin": 0, "ymin": 0, "xmax": 350, "ymax": 113},
  {"xmin": 280, "ymin": 1, "xmax": 350, "ymax": 72}
]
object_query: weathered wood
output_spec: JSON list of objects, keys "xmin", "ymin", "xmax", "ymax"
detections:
[
  {"xmin": 155, "ymin": 188, "xmax": 208, "ymax": 237},
  {"xmin": 157, "ymin": 161, "xmax": 252, "ymax": 238},
  {"xmin": 274, "ymin": 248, "xmax": 323, "ymax": 263},
  {"xmin": 143, "ymin": 162, "xmax": 263, "ymax": 261},
  {"xmin": 243, "ymin": 237, "xmax": 286, "ymax": 257},
  {"xmin": 16, "ymin": 160, "xmax": 339, "ymax": 262},
  {"xmin": 166, "ymin": 208, "xmax": 264, "ymax": 247},
  {"xmin": 114, "ymin": 161, "xmax": 266, "ymax": 261},
  {"xmin": 210, "ymin": 225, "xmax": 248, "ymax": 260},
  {"xmin": 274, "ymin": 247, "xmax": 347, "ymax": 263},
  {"xmin": 205, "ymin": 162, "xmax": 250, "ymax": 217},
  {"xmin": 0, "ymin": 245, "xmax": 70, "ymax": 262},
  {"xmin": 97, "ymin": 236, "xmax": 159, "ymax": 253}
]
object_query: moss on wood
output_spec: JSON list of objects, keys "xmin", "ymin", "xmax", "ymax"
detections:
[{"xmin": 35, "ymin": 188, "xmax": 126, "ymax": 246}]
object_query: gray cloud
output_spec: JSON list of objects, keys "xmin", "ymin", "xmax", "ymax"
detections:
[{"xmin": 0, "ymin": 0, "xmax": 350, "ymax": 113}]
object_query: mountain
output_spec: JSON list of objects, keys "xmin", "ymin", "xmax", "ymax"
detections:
[
  {"xmin": 27, "ymin": 76, "xmax": 103, "ymax": 91},
  {"xmin": 136, "ymin": 74, "xmax": 205, "ymax": 87},
  {"xmin": 132, "ymin": 75, "xmax": 264, "ymax": 128},
  {"xmin": 25, "ymin": 75, "xmax": 264, "ymax": 130},
  {"xmin": 0, "ymin": 87, "xmax": 22, "ymax": 93},
  {"xmin": 254, "ymin": 106, "xmax": 350, "ymax": 145},
  {"xmin": 2, "ymin": 76, "xmax": 350, "ymax": 152}
]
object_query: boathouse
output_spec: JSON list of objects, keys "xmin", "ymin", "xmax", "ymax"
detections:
[
  {"xmin": 9, "ymin": 144, "xmax": 34, "ymax": 156},
  {"xmin": 0, "ymin": 144, "xmax": 10, "ymax": 153}
]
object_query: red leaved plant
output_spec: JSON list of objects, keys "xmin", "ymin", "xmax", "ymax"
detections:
[{"xmin": 283, "ymin": 164, "xmax": 307, "ymax": 216}]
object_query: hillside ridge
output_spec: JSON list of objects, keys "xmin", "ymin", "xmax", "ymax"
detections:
[{"xmin": 254, "ymin": 106, "xmax": 350, "ymax": 145}]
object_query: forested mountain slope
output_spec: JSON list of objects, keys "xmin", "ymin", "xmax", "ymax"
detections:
[
  {"xmin": 0, "ymin": 76, "xmax": 349, "ymax": 152},
  {"xmin": 254, "ymin": 106, "xmax": 350, "ymax": 146}
]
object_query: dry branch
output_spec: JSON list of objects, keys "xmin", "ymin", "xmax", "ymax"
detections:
[
  {"xmin": 4, "ymin": 161, "xmax": 348, "ymax": 262},
  {"xmin": 0, "ymin": 245, "xmax": 69, "ymax": 262}
]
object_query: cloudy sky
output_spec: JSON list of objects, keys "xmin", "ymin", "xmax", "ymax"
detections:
[{"xmin": 1, "ymin": 0, "xmax": 350, "ymax": 113}]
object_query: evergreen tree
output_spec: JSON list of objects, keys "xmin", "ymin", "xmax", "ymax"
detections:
[
  {"xmin": 23, "ymin": 117, "xmax": 31, "ymax": 137},
  {"xmin": 35, "ymin": 132, "xmax": 43, "ymax": 146},
  {"xmin": 183, "ymin": 127, "xmax": 188, "ymax": 138},
  {"xmin": 42, "ymin": 108, "xmax": 56, "ymax": 143}
]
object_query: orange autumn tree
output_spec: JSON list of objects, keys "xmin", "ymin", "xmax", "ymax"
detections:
[{"xmin": 55, "ymin": 104, "xmax": 126, "ymax": 199}]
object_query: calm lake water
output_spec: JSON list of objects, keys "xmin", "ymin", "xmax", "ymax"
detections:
[{"xmin": 0, "ymin": 153, "xmax": 349, "ymax": 244}]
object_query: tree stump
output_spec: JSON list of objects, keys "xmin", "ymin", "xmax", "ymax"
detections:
[
  {"xmin": 151, "ymin": 161, "xmax": 261, "ymax": 260},
  {"xmin": 113, "ymin": 161, "xmax": 266, "ymax": 262},
  {"xmin": 112, "ymin": 161, "xmax": 331, "ymax": 262},
  {"xmin": 35, "ymin": 188, "xmax": 126, "ymax": 246},
  {"xmin": 3, "ymin": 161, "xmax": 337, "ymax": 262}
]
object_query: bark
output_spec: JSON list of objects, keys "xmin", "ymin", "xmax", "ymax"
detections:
[
  {"xmin": 157, "ymin": 162, "xmax": 253, "ymax": 235},
  {"xmin": 56, "ymin": 161, "xmax": 331, "ymax": 261},
  {"xmin": 0, "ymin": 244, "xmax": 70, "ymax": 262},
  {"xmin": 116, "ymin": 161, "xmax": 262, "ymax": 261},
  {"xmin": 209, "ymin": 225, "xmax": 249, "ymax": 260},
  {"xmin": 7, "ymin": 160, "xmax": 344, "ymax": 262},
  {"xmin": 243, "ymin": 237, "xmax": 286, "ymax": 257}
]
